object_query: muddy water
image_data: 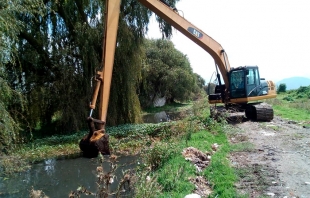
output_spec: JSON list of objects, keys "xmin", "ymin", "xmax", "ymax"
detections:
[{"xmin": 0, "ymin": 155, "xmax": 137, "ymax": 198}]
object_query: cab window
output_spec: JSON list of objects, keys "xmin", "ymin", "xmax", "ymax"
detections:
[
  {"xmin": 230, "ymin": 70, "xmax": 246, "ymax": 98},
  {"xmin": 247, "ymin": 69, "xmax": 255, "ymax": 85}
]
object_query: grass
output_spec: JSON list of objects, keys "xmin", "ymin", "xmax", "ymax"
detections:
[
  {"xmin": 266, "ymin": 86, "xmax": 310, "ymax": 121},
  {"xmin": 273, "ymin": 104, "xmax": 310, "ymax": 121},
  {"xmin": 134, "ymin": 106, "xmax": 241, "ymax": 197}
]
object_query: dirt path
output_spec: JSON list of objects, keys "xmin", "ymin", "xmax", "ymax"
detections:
[{"xmin": 229, "ymin": 116, "xmax": 310, "ymax": 198}]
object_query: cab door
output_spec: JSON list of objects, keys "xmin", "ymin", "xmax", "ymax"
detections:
[
  {"xmin": 246, "ymin": 68, "xmax": 260, "ymax": 97},
  {"xmin": 230, "ymin": 69, "xmax": 246, "ymax": 98}
]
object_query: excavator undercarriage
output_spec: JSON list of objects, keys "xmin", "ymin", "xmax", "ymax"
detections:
[
  {"xmin": 245, "ymin": 103, "xmax": 274, "ymax": 121},
  {"xmin": 210, "ymin": 102, "xmax": 274, "ymax": 123}
]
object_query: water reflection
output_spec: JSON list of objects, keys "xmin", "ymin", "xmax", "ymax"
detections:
[
  {"xmin": 44, "ymin": 159, "xmax": 56, "ymax": 176},
  {"xmin": 0, "ymin": 155, "xmax": 137, "ymax": 198}
]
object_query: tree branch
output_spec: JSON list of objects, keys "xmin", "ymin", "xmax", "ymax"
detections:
[
  {"xmin": 74, "ymin": 0, "xmax": 88, "ymax": 25},
  {"xmin": 18, "ymin": 31, "xmax": 52, "ymax": 69},
  {"xmin": 56, "ymin": 0, "xmax": 75, "ymax": 35}
]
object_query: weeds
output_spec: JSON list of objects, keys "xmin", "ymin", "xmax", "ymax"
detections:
[
  {"xmin": 132, "ymin": 171, "xmax": 162, "ymax": 198},
  {"xmin": 69, "ymin": 154, "xmax": 135, "ymax": 198},
  {"xmin": 0, "ymin": 156, "xmax": 30, "ymax": 176},
  {"xmin": 266, "ymin": 87, "xmax": 310, "ymax": 121},
  {"xmin": 142, "ymin": 141, "xmax": 178, "ymax": 171}
]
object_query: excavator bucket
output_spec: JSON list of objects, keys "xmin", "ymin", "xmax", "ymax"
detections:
[
  {"xmin": 79, "ymin": 117, "xmax": 110, "ymax": 158},
  {"xmin": 79, "ymin": 0, "xmax": 121, "ymax": 158}
]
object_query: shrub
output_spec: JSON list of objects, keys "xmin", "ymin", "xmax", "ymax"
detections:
[
  {"xmin": 277, "ymin": 83, "xmax": 287, "ymax": 93},
  {"xmin": 283, "ymin": 96, "xmax": 294, "ymax": 102}
]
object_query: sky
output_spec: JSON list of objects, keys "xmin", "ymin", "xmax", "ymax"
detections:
[{"xmin": 146, "ymin": 0, "xmax": 310, "ymax": 83}]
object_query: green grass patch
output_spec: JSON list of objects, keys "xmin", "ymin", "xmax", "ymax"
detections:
[
  {"xmin": 137, "ymin": 120, "xmax": 240, "ymax": 198},
  {"xmin": 266, "ymin": 96, "xmax": 310, "ymax": 121},
  {"xmin": 15, "ymin": 143, "xmax": 81, "ymax": 163},
  {"xmin": 273, "ymin": 104, "xmax": 310, "ymax": 121}
]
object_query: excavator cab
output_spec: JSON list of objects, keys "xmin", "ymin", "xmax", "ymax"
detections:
[{"xmin": 229, "ymin": 66, "xmax": 270, "ymax": 99}]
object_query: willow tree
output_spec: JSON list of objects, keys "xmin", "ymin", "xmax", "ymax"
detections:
[
  {"xmin": 2, "ymin": 0, "xmax": 180, "ymax": 138},
  {"xmin": 0, "ymin": 0, "xmax": 46, "ymax": 152},
  {"xmin": 108, "ymin": 0, "xmax": 180, "ymax": 125}
]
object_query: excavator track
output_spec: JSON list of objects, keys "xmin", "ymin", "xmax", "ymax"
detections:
[
  {"xmin": 245, "ymin": 103, "xmax": 274, "ymax": 121},
  {"xmin": 210, "ymin": 102, "xmax": 274, "ymax": 123}
]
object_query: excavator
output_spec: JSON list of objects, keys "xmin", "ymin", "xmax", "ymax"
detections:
[{"xmin": 79, "ymin": 0, "xmax": 277, "ymax": 157}]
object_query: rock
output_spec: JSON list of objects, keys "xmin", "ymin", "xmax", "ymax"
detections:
[
  {"xmin": 211, "ymin": 143, "xmax": 219, "ymax": 151},
  {"xmin": 184, "ymin": 193, "xmax": 201, "ymax": 198},
  {"xmin": 288, "ymin": 120, "xmax": 297, "ymax": 124},
  {"xmin": 266, "ymin": 192, "xmax": 275, "ymax": 197},
  {"xmin": 305, "ymin": 181, "xmax": 310, "ymax": 185}
]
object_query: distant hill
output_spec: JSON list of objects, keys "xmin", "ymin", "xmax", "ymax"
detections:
[{"xmin": 277, "ymin": 77, "xmax": 310, "ymax": 90}]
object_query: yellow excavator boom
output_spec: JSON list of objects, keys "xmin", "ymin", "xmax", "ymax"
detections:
[
  {"xmin": 138, "ymin": 0, "xmax": 231, "ymax": 86},
  {"xmin": 80, "ymin": 0, "xmax": 276, "ymax": 157}
]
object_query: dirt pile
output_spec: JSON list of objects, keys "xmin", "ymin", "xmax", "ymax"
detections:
[
  {"xmin": 182, "ymin": 146, "xmax": 218, "ymax": 197},
  {"xmin": 182, "ymin": 147, "xmax": 212, "ymax": 172}
]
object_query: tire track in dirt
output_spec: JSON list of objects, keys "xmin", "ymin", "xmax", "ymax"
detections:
[{"xmin": 229, "ymin": 116, "xmax": 310, "ymax": 197}]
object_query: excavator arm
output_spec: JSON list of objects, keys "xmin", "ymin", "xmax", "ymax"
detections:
[
  {"xmin": 79, "ymin": 0, "xmax": 276, "ymax": 157},
  {"xmin": 80, "ymin": 0, "xmax": 232, "ymax": 157},
  {"xmin": 92, "ymin": 0, "xmax": 233, "ymax": 123},
  {"xmin": 95, "ymin": 0, "xmax": 234, "ymax": 122},
  {"xmin": 79, "ymin": 0, "xmax": 121, "ymax": 157},
  {"xmin": 89, "ymin": 0, "xmax": 121, "ymax": 123}
]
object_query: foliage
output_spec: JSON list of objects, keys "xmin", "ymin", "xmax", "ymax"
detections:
[
  {"xmin": 0, "ymin": 156, "xmax": 31, "ymax": 176},
  {"xmin": 0, "ymin": 0, "xmax": 42, "ymax": 154},
  {"xmin": 266, "ymin": 85, "xmax": 310, "ymax": 121},
  {"xmin": 132, "ymin": 99, "xmax": 240, "ymax": 197},
  {"xmin": 277, "ymin": 83, "xmax": 287, "ymax": 93},
  {"xmin": 283, "ymin": 95, "xmax": 294, "ymax": 102},
  {"xmin": 204, "ymin": 82, "xmax": 216, "ymax": 95},
  {"xmin": 1, "ymin": 0, "xmax": 182, "ymax": 143},
  {"xmin": 194, "ymin": 73, "xmax": 206, "ymax": 89},
  {"xmin": 139, "ymin": 39, "xmax": 201, "ymax": 107},
  {"xmin": 152, "ymin": 120, "xmax": 238, "ymax": 197},
  {"xmin": 132, "ymin": 171, "xmax": 163, "ymax": 198},
  {"xmin": 142, "ymin": 141, "xmax": 178, "ymax": 171},
  {"xmin": 0, "ymin": 76, "xmax": 22, "ymax": 154},
  {"xmin": 156, "ymin": 157, "xmax": 194, "ymax": 195}
]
